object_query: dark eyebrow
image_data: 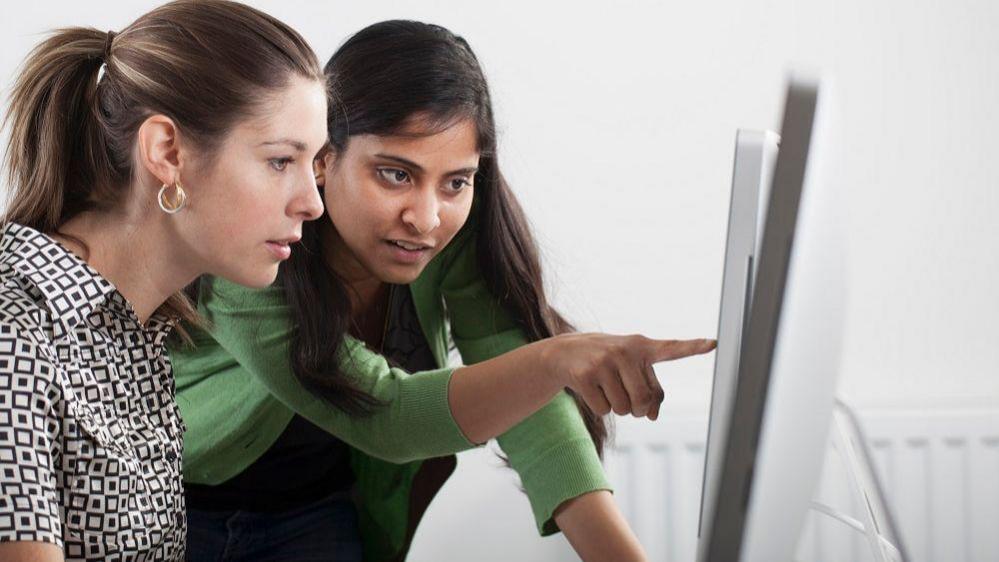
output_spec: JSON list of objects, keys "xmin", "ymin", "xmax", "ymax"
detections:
[
  {"xmin": 374, "ymin": 153, "xmax": 478, "ymax": 177},
  {"xmin": 259, "ymin": 138, "xmax": 308, "ymax": 152}
]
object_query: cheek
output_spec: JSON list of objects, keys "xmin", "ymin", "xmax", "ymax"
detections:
[
  {"xmin": 440, "ymin": 195, "xmax": 474, "ymax": 239},
  {"xmin": 198, "ymin": 169, "xmax": 280, "ymax": 240},
  {"xmin": 326, "ymin": 181, "xmax": 393, "ymax": 239},
  {"xmin": 232, "ymin": 188, "xmax": 272, "ymax": 225}
]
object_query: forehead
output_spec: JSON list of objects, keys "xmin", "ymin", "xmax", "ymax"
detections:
[
  {"xmin": 352, "ymin": 116, "xmax": 480, "ymax": 163},
  {"xmin": 233, "ymin": 76, "xmax": 328, "ymax": 149}
]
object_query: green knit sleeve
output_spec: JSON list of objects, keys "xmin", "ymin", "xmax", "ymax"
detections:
[
  {"xmin": 440, "ymin": 233, "xmax": 612, "ymax": 536},
  {"xmin": 198, "ymin": 276, "xmax": 477, "ymax": 463}
]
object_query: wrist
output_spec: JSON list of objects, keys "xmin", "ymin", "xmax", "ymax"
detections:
[{"xmin": 534, "ymin": 337, "xmax": 566, "ymax": 389}]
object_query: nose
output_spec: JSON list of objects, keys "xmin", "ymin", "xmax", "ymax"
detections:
[
  {"xmin": 401, "ymin": 187, "xmax": 441, "ymax": 234},
  {"xmin": 291, "ymin": 172, "xmax": 325, "ymax": 222}
]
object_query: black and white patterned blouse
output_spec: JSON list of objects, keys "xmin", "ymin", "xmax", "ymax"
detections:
[{"xmin": 0, "ymin": 223, "xmax": 186, "ymax": 560}]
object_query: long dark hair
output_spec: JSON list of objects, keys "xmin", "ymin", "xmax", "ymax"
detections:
[
  {"xmin": 2, "ymin": 0, "xmax": 323, "ymax": 325},
  {"xmin": 281, "ymin": 20, "xmax": 607, "ymax": 454}
]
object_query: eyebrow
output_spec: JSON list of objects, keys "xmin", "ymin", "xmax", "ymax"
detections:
[
  {"xmin": 259, "ymin": 138, "xmax": 309, "ymax": 152},
  {"xmin": 374, "ymin": 153, "xmax": 478, "ymax": 176}
]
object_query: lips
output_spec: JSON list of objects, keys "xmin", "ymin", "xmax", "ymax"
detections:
[
  {"xmin": 388, "ymin": 239, "xmax": 432, "ymax": 251},
  {"xmin": 384, "ymin": 239, "xmax": 433, "ymax": 265},
  {"xmin": 268, "ymin": 235, "xmax": 301, "ymax": 246},
  {"xmin": 265, "ymin": 235, "xmax": 300, "ymax": 261}
]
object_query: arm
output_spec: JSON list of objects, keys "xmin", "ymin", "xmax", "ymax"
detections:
[
  {"xmin": 199, "ymin": 277, "xmax": 711, "ymax": 461},
  {"xmin": 0, "ymin": 543, "xmax": 63, "ymax": 562},
  {"xmin": 197, "ymin": 277, "xmax": 613, "ymax": 462},
  {"xmin": 555, "ymin": 491, "xmax": 647, "ymax": 562},
  {"xmin": 434, "ymin": 230, "xmax": 614, "ymax": 537},
  {"xmin": 0, "ymin": 323, "xmax": 64, "ymax": 560}
]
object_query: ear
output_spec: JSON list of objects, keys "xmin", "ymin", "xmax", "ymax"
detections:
[
  {"xmin": 313, "ymin": 145, "xmax": 336, "ymax": 188},
  {"xmin": 136, "ymin": 114, "xmax": 184, "ymax": 189}
]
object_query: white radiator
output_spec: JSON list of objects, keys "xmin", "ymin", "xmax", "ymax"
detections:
[{"xmin": 603, "ymin": 409, "xmax": 999, "ymax": 562}]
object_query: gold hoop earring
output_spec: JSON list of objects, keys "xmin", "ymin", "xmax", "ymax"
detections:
[{"xmin": 158, "ymin": 180, "xmax": 187, "ymax": 214}]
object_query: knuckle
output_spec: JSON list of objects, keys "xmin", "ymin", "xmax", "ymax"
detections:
[{"xmin": 598, "ymin": 352, "xmax": 617, "ymax": 370}]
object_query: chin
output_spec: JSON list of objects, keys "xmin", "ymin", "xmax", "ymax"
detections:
[
  {"xmin": 220, "ymin": 264, "xmax": 281, "ymax": 289},
  {"xmin": 378, "ymin": 265, "xmax": 424, "ymax": 285}
]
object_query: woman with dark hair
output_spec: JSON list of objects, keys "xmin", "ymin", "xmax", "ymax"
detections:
[
  {"xmin": 172, "ymin": 20, "xmax": 714, "ymax": 561},
  {"xmin": 0, "ymin": 1, "xmax": 328, "ymax": 560}
]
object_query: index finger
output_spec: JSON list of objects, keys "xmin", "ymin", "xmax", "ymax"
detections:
[{"xmin": 649, "ymin": 338, "xmax": 717, "ymax": 363}]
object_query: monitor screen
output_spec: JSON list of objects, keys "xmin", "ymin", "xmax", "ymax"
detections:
[
  {"xmin": 697, "ymin": 129, "xmax": 779, "ymax": 543},
  {"xmin": 698, "ymin": 75, "xmax": 847, "ymax": 562}
]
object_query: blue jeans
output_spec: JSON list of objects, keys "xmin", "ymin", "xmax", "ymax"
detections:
[{"xmin": 185, "ymin": 492, "xmax": 363, "ymax": 561}]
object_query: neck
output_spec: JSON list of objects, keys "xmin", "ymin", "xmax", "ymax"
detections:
[
  {"xmin": 319, "ymin": 221, "xmax": 386, "ymax": 316},
  {"xmin": 53, "ymin": 204, "xmax": 200, "ymax": 326}
]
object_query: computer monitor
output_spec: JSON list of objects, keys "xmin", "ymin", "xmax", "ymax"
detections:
[
  {"xmin": 698, "ymin": 75, "xmax": 847, "ymax": 562},
  {"xmin": 697, "ymin": 129, "xmax": 779, "ymax": 543}
]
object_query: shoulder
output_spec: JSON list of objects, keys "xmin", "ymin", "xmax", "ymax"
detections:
[
  {"xmin": 0, "ymin": 281, "xmax": 57, "ymax": 360},
  {"xmin": 192, "ymin": 277, "xmax": 294, "ymax": 351},
  {"xmin": 199, "ymin": 276, "xmax": 289, "ymax": 315}
]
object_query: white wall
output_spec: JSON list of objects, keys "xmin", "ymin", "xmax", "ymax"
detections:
[{"xmin": 3, "ymin": 1, "xmax": 997, "ymax": 560}]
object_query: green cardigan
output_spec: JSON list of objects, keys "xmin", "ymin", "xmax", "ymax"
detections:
[{"xmin": 169, "ymin": 226, "xmax": 610, "ymax": 560}]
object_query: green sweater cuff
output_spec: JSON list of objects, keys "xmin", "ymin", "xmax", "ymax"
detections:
[{"xmin": 516, "ymin": 437, "xmax": 613, "ymax": 536}]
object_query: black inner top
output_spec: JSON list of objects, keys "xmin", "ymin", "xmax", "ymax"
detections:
[{"xmin": 185, "ymin": 284, "xmax": 439, "ymax": 512}]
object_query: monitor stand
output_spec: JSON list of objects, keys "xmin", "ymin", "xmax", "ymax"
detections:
[{"xmin": 806, "ymin": 399, "xmax": 909, "ymax": 562}]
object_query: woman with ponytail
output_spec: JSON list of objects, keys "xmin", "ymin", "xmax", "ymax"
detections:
[
  {"xmin": 0, "ymin": 1, "xmax": 328, "ymax": 560},
  {"xmin": 172, "ymin": 20, "xmax": 715, "ymax": 561}
]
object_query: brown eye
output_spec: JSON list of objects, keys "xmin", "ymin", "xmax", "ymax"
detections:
[
  {"xmin": 377, "ymin": 167, "xmax": 410, "ymax": 185},
  {"xmin": 447, "ymin": 178, "xmax": 471, "ymax": 192}
]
